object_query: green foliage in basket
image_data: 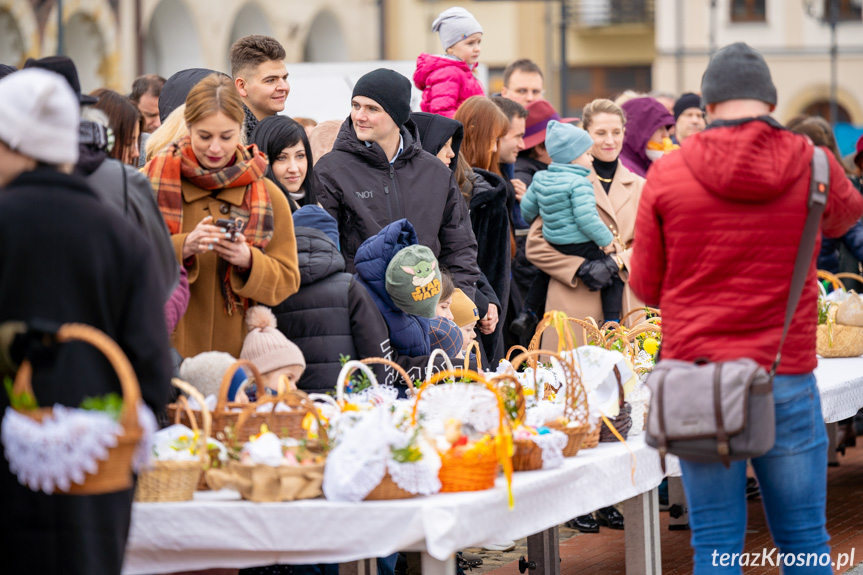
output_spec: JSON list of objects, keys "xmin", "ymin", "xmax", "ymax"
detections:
[
  {"xmin": 80, "ymin": 392, "xmax": 123, "ymax": 421},
  {"xmin": 4, "ymin": 376, "xmax": 37, "ymax": 410},
  {"xmin": 339, "ymin": 354, "xmax": 372, "ymax": 394},
  {"xmin": 391, "ymin": 427, "xmax": 423, "ymax": 463},
  {"xmin": 818, "ymin": 298, "xmax": 835, "ymax": 326}
]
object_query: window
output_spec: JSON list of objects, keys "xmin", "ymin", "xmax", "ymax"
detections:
[
  {"xmin": 731, "ymin": 0, "xmax": 766, "ymax": 22},
  {"xmin": 802, "ymin": 100, "xmax": 851, "ymax": 125},
  {"xmin": 823, "ymin": 0, "xmax": 862, "ymax": 22},
  {"xmin": 565, "ymin": 66, "xmax": 652, "ymax": 116}
]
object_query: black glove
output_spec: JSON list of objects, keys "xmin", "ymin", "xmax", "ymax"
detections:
[{"xmin": 576, "ymin": 256, "xmax": 619, "ymax": 291}]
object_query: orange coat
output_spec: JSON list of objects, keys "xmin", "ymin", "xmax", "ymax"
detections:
[
  {"xmin": 170, "ymin": 178, "xmax": 299, "ymax": 357},
  {"xmin": 526, "ymin": 162, "xmax": 645, "ymax": 347}
]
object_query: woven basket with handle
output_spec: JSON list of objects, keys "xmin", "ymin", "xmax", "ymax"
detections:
[
  {"xmin": 135, "ymin": 378, "xmax": 210, "ymax": 502},
  {"xmin": 11, "ymin": 323, "xmax": 143, "ymax": 495}
]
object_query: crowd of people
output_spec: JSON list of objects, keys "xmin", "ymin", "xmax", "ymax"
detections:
[{"xmin": 1, "ymin": 5, "xmax": 863, "ymax": 575}]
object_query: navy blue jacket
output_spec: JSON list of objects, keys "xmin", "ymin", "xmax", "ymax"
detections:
[{"xmin": 354, "ymin": 219, "xmax": 431, "ymax": 357}]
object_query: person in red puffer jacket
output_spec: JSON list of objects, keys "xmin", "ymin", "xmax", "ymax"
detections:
[
  {"xmin": 413, "ymin": 7, "xmax": 485, "ymax": 118},
  {"xmin": 630, "ymin": 43, "xmax": 863, "ymax": 575}
]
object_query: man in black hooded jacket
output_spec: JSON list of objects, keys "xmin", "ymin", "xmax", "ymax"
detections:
[{"xmin": 315, "ymin": 68, "xmax": 479, "ymax": 299}]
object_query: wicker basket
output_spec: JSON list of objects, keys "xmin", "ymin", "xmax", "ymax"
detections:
[
  {"xmin": 364, "ymin": 472, "xmax": 415, "ymax": 501},
  {"xmin": 10, "ymin": 324, "xmax": 143, "ymax": 495},
  {"xmin": 205, "ymin": 390, "xmax": 328, "ymax": 502},
  {"xmin": 464, "ymin": 340, "xmax": 483, "ymax": 372},
  {"xmin": 599, "ymin": 367, "xmax": 632, "ymax": 443},
  {"xmin": 816, "ymin": 323, "xmax": 863, "ymax": 358},
  {"xmin": 492, "ymin": 373, "xmax": 543, "ymax": 472},
  {"xmin": 507, "ymin": 345, "xmax": 591, "ymax": 458},
  {"xmin": 135, "ymin": 379, "xmax": 210, "ymax": 502},
  {"xmin": 414, "ymin": 369, "xmax": 512, "ymax": 495},
  {"xmin": 169, "ymin": 360, "xmax": 305, "ymax": 443},
  {"xmin": 581, "ymin": 425, "xmax": 601, "ymax": 449}
]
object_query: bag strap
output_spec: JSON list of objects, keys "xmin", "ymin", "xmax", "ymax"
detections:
[{"xmin": 771, "ymin": 146, "xmax": 830, "ymax": 376}]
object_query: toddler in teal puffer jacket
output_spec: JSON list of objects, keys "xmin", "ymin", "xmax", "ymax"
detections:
[{"xmin": 514, "ymin": 120, "xmax": 622, "ymax": 333}]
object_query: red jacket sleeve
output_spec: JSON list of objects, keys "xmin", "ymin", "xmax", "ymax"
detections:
[
  {"xmin": 821, "ymin": 146, "xmax": 863, "ymax": 239},
  {"xmin": 629, "ymin": 168, "xmax": 667, "ymax": 308}
]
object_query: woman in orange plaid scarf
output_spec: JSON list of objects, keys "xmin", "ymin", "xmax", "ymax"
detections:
[{"xmin": 144, "ymin": 74, "xmax": 300, "ymax": 358}]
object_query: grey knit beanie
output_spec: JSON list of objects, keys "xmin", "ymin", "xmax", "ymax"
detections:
[
  {"xmin": 701, "ymin": 43, "xmax": 776, "ymax": 107},
  {"xmin": 432, "ymin": 7, "xmax": 483, "ymax": 51}
]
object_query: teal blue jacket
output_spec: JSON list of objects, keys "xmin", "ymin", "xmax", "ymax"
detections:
[{"xmin": 520, "ymin": 163, "xmax": 614, "ymax": 247}]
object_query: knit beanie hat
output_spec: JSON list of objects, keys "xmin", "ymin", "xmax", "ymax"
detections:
[
  {"xmin": 292, "ymin": 205, "xmax": 339, "ymax": 247},
  {"xmin": 673, "ymin": 92, "xmax": 702, "ymax": 121},
  {"xmin": 701, "ymin": 43, "xmax": 777, "ymax": 107},
  {"xmin": 450, "ymin": 288, "xmax": 480, "ymax": 328},
  {"xmin": 430, "ymin": 317, "xmax": 465, "ymax": 359},
  {"xmin": 352, "ymin": 69, "xmax": 412, "ymax": 128},
  {"xmin": 545, "ymin": 120, "xmax": 594, "ymax": 165},
  {"xmin": 240, "ymin": 306, "xmax": 306, "ymax": 375},
  {"xmin": 385, "ymin": 244, "xmax": 442, "ymax": 318},
  {"xmin": 0, "ymin": 68, "xmax": 80, "ymax": 166},
  {"xmin": 432, "ymin": 7, "xmax": 484, "ymax": 50},
  {"xmin": 179, "ymin": 351, "xmax": 238, "ymax": 398}
]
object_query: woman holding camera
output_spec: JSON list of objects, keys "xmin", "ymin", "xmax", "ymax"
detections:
[{"xmin": 144, "ymin": 74, "xmax": 300, "ymax": 358}]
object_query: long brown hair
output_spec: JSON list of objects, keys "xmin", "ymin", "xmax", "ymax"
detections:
[
  {"xmin": 90, "ymin": 88, "xmax": 142, "ymax": 164},
  {"xmin": 787, "ymin": 115, "xmax": 855, "ymax": 177},
  {"xmin": 454, "ymin": 96, "xmax": 509, "ymax": 175}
]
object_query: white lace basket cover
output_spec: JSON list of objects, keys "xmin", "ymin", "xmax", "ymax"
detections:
[{"xmin": 2, "ymin": 402, "xmax": 157, "ymax": 494}]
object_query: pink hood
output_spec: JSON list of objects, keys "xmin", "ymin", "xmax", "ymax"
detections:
[{"xmin": 413, "ymin": 53, "xmax": 485, "ymax": 118}]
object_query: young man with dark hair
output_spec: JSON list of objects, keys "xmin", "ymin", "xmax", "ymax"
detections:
[
  {"xmin": 229, "ymin": 34, "xmax": 289, "ymax": 141},
  {"xmin": 501, "ymin": 59, "xmax": 544, "ymax": 106},
  {"xmin": 129, "ymin": 74, "xmax": 166, "ymax": 133},
  {"xmin": 315, "ymin": 68, "xmax": 480, "ymax": 299}
]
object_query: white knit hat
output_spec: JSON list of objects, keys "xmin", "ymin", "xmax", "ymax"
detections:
[
  {"xmin": 179, "ymin": 351, "xmax": 238, "ymax": 398},
  {"xmin": 0, "ymin": 68, "xmax": 79, "ymax": 165},
  {"xmin": 240, "ymin": 306, "xmax": 306, "ymax": 375},
  {"xmin": 432, "ymin": 7, "xmax": 483, "ymax": 50}
]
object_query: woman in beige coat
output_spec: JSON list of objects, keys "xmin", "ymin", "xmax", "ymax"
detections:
[
  {"xmin": 145, "ymin": 74, "xmax": 300, "ymax": 357},
  {"xmin": 526, "ymin": 98, "xmax": 645, "ymax": 346}
]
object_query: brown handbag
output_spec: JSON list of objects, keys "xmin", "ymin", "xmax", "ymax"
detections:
[{"xmin": 645, "ymin": 147, "xmax": 830, "ymax": 468}]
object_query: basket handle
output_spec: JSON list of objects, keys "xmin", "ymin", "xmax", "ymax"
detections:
[
  {"xmin": 335, "ymin": 360, "xmax": 380, "ymax": 403},
  {"xmin": 172, "ymin": 378, "xmax": 212, "ymax": 458},
  {"xmin": 360, "ymin": 357, "xmax": 415, "ymax": 392},
  {"xmin": 425, "ymin": 349, "xmax": 455, "ymax": 382},
  {"xmin": 835, "ymin": 272, "xmax": 863, "ymax": 288},
  {"xmin": 215, "ymin": 360, "xmax": 266, "ymax": 411},
  {"xmin": 818, "ymin": 269, "xmax": 844, "ymax": 292},
  {"xmin": 13, "ymin": 323, "xmax": 142, "ymax": 434},
  {"xmin": 490, "ymin": 372, "xmax": 526, "ymax": 423},
  {"xmin": 508, "ymin": 348, "xmax": 589, "ymax": 428},
  {"xmin": 463, "ymin": 339, "xmax": 483, "ymax": 372},
  {"xmin": 236, "ymin": 389, "xmax": 329, "ymax": 446}
]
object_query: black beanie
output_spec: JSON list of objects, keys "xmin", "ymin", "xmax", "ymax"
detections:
[
  {"xmin": 673, "ymin": 92, "xmax": 702, "ymax": 122},
  {"xmin": 352, "ymin": 68, "xmax": 412, "ymax": 127},
  {"xmin": 701, "ymin": 43, "xmax": 776, "ymax": 107}
]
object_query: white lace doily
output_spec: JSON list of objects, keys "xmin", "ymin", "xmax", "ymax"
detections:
[
  {"xmin": 322, "ymin": 409, "xmax": 391, "ymax": 501},
  {"xmin": 2, "ymin": 405, "xmax": 122, "ymax": 493},
  {"xmin": 525, "ymin": 402, "xmax": 565, "ymax": 428},
  {"xmin": 417, "ymin": 384, "xmax": 500, "ymax": 436},
  {"xmin": 386, "ymin": 437, "xmax": 441, "ymax": 495},
  {"xmin": 529, "ymin": 429, "xmax": 568, "ymax": 470}
]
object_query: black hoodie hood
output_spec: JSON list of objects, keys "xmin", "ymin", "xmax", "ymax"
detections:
[
  {"xmin": 159, "ymin": 68, "xmax": 227, "ymax": 122},
  {"xmin": 410, "ymin": 112, "xmax": 464, "ymax": 174}
]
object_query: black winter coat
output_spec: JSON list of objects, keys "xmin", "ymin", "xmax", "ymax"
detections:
[
  {"xmin": 468, "ymin": 169, "xmax": 511, "ymax": 365},
  {"xmin": 316, "ymin": 117, "xmax": 479, "ymax": 299},
  {"xmin": 271, "ymin": 227, "xmax": 448, "ymax": 392},
  {"xmin": 0, "ymin": 168, "xmax": 172, "ymax": 575}
]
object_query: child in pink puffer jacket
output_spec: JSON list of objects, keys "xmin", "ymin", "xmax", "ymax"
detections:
[{"xmin": 414, "ymin": 7, "xmax": 486, "ymax": 119}]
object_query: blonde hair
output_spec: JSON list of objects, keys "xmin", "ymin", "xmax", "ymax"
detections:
[
  {"xmin": 581, "ymin": 98, "xmax": 627, "ymax": 131},
  {"xmin": 184, "ymin": 74, "xmax": 244, "ymax": 128},
  {"xmin": 613, "ymin": 90, "xmax": 647, "ymax": 107},
  {"xmin": 145, "ymin": 104, "xmax": 188, "ymax": 162},
  {"xmin": 308, "ymin": 119, "xmax": 341, "ymax": 166}
]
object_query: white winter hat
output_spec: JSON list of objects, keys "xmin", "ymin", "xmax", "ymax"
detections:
[
  {"xmin": 0, "ymin": 68, "xmax": 79, "ymax": 165},
  {"xmin": 432, "ymin": 7, "xmax": 483, "ymax": 50},
  {"xmin": 179, "ymin": 351, "xmax": 238, "ymax": 398}
]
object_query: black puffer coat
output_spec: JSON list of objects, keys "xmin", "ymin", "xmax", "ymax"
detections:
[{"xmin": 271, "ymin": 226, "xmax": 445, "ymax": 393}]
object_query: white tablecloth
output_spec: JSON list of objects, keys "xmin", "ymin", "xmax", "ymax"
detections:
[
  {"xmin": 123, "ymin": 435, "xmax": 678, "ymax": 574},
  {"xmin": 815, "ymin": 357, "xmax": 863, "ymax": 422}
]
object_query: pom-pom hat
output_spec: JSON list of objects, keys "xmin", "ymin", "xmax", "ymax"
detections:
[{"xmin": 240, "ymin": 306, "xmax": 306, "ymax": 375}]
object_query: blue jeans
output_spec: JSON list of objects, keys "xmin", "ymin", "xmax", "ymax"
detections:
[{"xmin": 679, "ymin": 373, "xmax": 830, "ymax": 574}]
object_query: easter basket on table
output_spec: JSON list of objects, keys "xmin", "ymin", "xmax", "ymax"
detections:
[
  {"xmin": 816, "ymin": 270, "xmax": 863, "ymax": 358},
  {"xmin": 323, "ymin": 360, "xmax": 441, "ymax": 502},
  {"xmin": 1, "ymin": 323, "xmax": 152, "ymax": 495},
  {"xmin": 413, "ymin": 369, "xmax": 513, "ymax": 502},
  {"xmin": 204, "ymin": 389, "xmax": 328, "ymax": 502},
  {"xmin": 135, "ymin": 378, "xmax": 211, "ymax": 502},
  {"xmin": 168, "ymin": 359, "xmax": 305, "ymax": 444}
]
